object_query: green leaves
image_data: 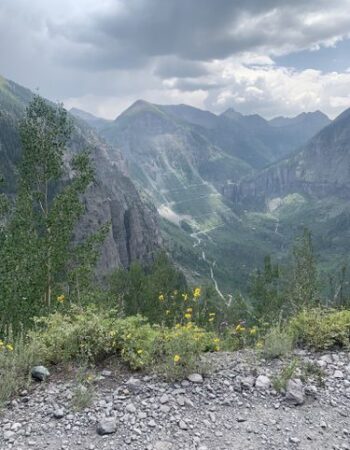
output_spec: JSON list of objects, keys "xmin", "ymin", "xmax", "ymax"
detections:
[{"xmin": 0, "ymin": 95, "xmax": 107, "ymax": 333}]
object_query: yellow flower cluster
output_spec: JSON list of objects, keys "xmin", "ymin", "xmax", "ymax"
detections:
[
  {"xmin": 235, "ymin": 323, "xmax": 246, "ymax": 332},
  {"xmin": 173, "ymin": 354, "xmax": 181, "ymax": 363},
  {"xmin": 57, "ymin": 294, "xmax": 65, "ymax": 303},
  {"xmin": 0, "ymin": 340, "xmax": 14, "ymax": 352},
  {"xmin": 208, "ymin": 312, "xmax": 216, "ymax": 322},
  {"xmin": 158, "ymin": 294, "xmax": 165, "ymax": 302},
  {"xmin": 193, "ymin": 287, "xmax": 201, "ymax": 299}
]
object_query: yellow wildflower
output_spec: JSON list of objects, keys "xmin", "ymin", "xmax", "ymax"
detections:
[
  {"xmin": 158, "ymin": 294, "xmax": 165, "ymax": 301},
  {"xmin": 166, "ymin": 310, "xmax": 170, "ymax": 315},
  {"xmin": 173, "ymin": 354, "xmax": 181, "ymax": 363},
  {"xmin": 193, "ymin": 287, "xmax": 201, "ymax": 299},
  {"xmin": 235, "ymin": 324, "xmax": 246, "ymax": 332},
  {"xmin": 209, "ymin": 312, "xmax": 216, "ymax": 317},
  {"xmin": 184, "ymin": 313, "xmax": 192, "ymax": 320},
  {"xmin": 249, "ymin": 327, "xmax": 257, "ymax": 335},
  {"xmin": 57, "ymin": 294, "xmax": 65, "ymax": 303},
  {"xmin": 175, "ymin": 323, "xmax": 181, "ymax": 329},
  {"xmin": 186, "ymin": 307, "xmax": 193, "ymax": 313},
  {"xmin": 137, "ymin": 349, "xmax": 143, "ymax": 355},
  {"xmin": 214, "ymin": 345, "xmax": 220, "ymax": 351},
  {"xmin": 182, "ymin": 293, "xmax": 188, "ymax": 301},
  {"xmin": 109, "ymin": 330, "xmax": 116, "ymax": 337},
  {"xmin": 126, "ymin": 333, "xmax": 132, "ymax": 339},
  {"xmin": 208, "ymin": 317, "xmax": 214, "ymax": 322},
  {"xmin": 256, "ymin": 340, "xmax": 264, "ymax": 349},
  {"xmin": 213, "ymin": 338, "xmax": 220, "ymax": 344},
  {"xmin": 6, "ymin": 344, "xmax": 13, "ymax": 352}
]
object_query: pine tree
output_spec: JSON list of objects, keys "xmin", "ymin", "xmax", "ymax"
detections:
[{"xmin": 289, "ymin": 228, "xmax": 319, "ymax": 311}]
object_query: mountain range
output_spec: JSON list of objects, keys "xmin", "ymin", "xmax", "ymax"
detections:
[{"xmin": 2, "ymin": 74, "xmax": 349, "ymax": 294}]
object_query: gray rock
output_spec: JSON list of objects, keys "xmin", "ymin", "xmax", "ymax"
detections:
[
  {"xmin": 333, "ymin": 370, "xmax": 344, "ymax": 379},
  {"xmin": 255, "ymin": 375, "xmax": 271, "ymax": 390},
  {"xmin": 154, "ymin": 441, "xmax": 173, "ymax": 450},
  {"xmin": 286, "ymin": 379, "xmax": 305, "ymax": 405},
  {"xmin": 160, "ymin": 393, "xmax": 169, "ymax": 404},
  {"xmin": 125, "ymin": 403, "xmax": 137, "ymax": 414},
  {"xmin": 31, "ymin": 366, "xmax": 50, "ymax": 381},
  {"xmin": 96, "ymin": 418, "xmax": 117, "ymax": 435},
  {"xmin": 53, "ymin": 408, "xmax": 65, "ymax": 419},
  {"xmin": 187, "ymin": 373, "xmax": 203, "ymax": 383},
  {"xmin": 179, "ymin": 420, "xmax": 188, "ymax": 430}
]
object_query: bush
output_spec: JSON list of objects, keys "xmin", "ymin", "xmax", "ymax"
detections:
[
  {"xmin": 289, "ymin": 308, "xmax": 350, "ymax": 350},
  {"xmin": 152, "ymin": 323, "xmax": 218, "ymax": 379},
  {"xmin": 27, "ymin": 307, "xmax": 220, "ymax": 380},
  {"xmin": 262, "ymin": 326, "xmax": 294, "ymax": 359},
  {"xmin": 29, "ymin": 305, "xmax": 119, "ymax": 364}
]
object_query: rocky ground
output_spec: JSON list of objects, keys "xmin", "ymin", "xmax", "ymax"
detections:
[{"xmin": 1, "ymin": 349, "xmax": 350, "ymax": 450}]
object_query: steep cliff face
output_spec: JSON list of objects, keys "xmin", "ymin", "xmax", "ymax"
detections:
[
  {"xmin": 226, "ymin": 108, "xmax": 350, "ymax": 207},
  {"xmin": 0, "ymin": 76, "xmax": 161, "ymax": 271}
]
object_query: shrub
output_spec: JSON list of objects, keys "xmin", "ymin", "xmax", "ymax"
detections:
[
  {"xmin": 27, "ymin": 307, "xmax": 220, "ymax": 380},
  {"xmin": 289, "ymin": 308, "xmax": 350, "ymax": 350},
  {"xmin": 29, "ymin": 305, "xmax": 119, "ymax": 364},
  {"xmin": 272, "ymin": 359, "xmax": 298, "ymax": 392},
  {"xmin": 262, "ymin": 326, "xmax": 294, "ymax": 359},
  {"xmin": 152, "ymin": 323, "xmax": 218, "ymax": 379}
]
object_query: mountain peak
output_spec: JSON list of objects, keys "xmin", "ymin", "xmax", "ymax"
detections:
[
  {"xmin": 221, "ymin": 108, "xmax": 243, "ymax": 121},
  {"xmin": 117, "ymin": 99, "xmax": 163, "ymax": 120}
]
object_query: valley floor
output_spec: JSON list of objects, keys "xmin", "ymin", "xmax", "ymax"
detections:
[{"xmin": 1, "ymin": 350, "xmax": 350, "ymax": 450}]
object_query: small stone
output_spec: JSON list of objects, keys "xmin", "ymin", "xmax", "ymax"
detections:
[
  {"xmin": 53, "ymin": 408, "xmax": 65, "ymax": 419},
  {"xmin": 31, "ymin": 366, "xmax": 50, "ymax": 381},
  {"xmin": 160, "ymin": 404, "xmax": 170, "ymax": 414},
  {"xmin": 96, "ymin": 418, "xmax": 117, "ymax": 435},
  {"xmin": 289, "ymin": 436, "xmax": 300, "ymax": 444},
  {"xmin": 148, "ymin": 419, "xmax": 156, "ymax": 428},
  {"xmin": 125, "ymin": 403, "xmax": 137, "ymax": 414},
  {"xmin": 255, "ymin": 375, "xmax": 271, "ymax": 390},
  {"xmin": 4, "ymin": 430, "xmax": 15, "ymax": 441},
  {"xmin": 334, "ymin": 370, "xmax": 344, "ymax": 379},
  {"xmin": 286, "ymin": 379, "xmax": 304, "ymax": 405},
  {"xmin": 154, "ymin": 441, "xmax": 173, "ymax": 450},
  {"xmin": 179, "ymin": 420, "xmax": 188, "ymax": 430},
  {"xmin": 160, "ymin": 393, "xmax": 169, "ymax": 404},
  {"xmin": 187, "ymin": 373, "xmax": 203, "ymax": 383}
]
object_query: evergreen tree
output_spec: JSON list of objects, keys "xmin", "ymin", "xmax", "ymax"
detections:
[{"xmin": 289, "ymin": 228, "xmax": 319, "ymax": 311}]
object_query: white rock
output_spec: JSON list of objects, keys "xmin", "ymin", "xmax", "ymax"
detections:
[
  {"xmin": 255, "ymin": 375, "xmax": 271, "ymax": 390},
  {"xmin": 187, "ymin": 373, "xmax": 203, "ymax": 383}
]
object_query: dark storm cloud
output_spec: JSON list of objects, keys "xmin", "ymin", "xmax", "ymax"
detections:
[
  {"xmin": 154, "ymin": 58, "xmax": 209, "ymax": 79},
  {"xmin": 48, "ymin": 0, "xmax": 348, "ymax": 75}
]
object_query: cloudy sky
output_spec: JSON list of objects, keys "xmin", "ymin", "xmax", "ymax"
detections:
[{"xmin": 1, "ymin": 0, "xmax": 350, "ymax": 119}]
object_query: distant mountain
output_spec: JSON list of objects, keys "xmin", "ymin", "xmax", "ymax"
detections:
[
  {"xmin": 221, "ymin": 108, "xmax": 331, "ymax": 161},
  {"xmin": 70, "ymin": 107, "xmax": 112, "ymax": 131},
  {"xmin": 0, "ymin": 76, "xmax": 161, "ymax": 271},
  {"xmin": 84, "ymin": 99, "xmax": 332, "ymax": 291},
  {"xmin": 221, "ymin": 107, "xmax": 350, "ymax": 277},
  {"xmin": 229, "ymin": 108, "xmax": 350, "ymax": 204}
]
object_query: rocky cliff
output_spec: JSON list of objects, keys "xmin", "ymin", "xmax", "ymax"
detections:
[{"xmin": 225, "ymin": 107, "xmax": 350, "ymax": 208}]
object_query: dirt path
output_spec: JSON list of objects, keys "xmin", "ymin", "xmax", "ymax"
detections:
[{"xmin": 1, "ymin": 350, "xmax": 350, "ymax": 450}]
